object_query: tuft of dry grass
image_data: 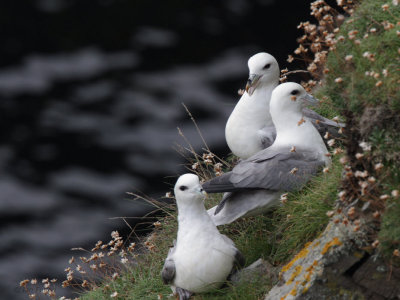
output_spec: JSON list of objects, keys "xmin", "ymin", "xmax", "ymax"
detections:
[{"xmin": 174, "ymin": 103, "xmax": 234, "ymax": 182}]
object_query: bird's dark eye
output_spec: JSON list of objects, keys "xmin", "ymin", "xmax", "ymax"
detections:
[
  {"xmin": 291, "ymin": 90, "xmax": 299, "ymax": 95},
  {"xmin": 179, "ymin": 185, "xmax": 188, "ymax": 191},
  {"xmin": 263, "ymin": 63, "xmax": 271, "ymax": 70}
]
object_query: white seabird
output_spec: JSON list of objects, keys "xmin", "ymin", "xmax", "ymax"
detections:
[
  {"xmin": 226, "ymin": 52, "xmax": 343, "ymax": 159},
  {"xmin": 162, "ymin": 173, "xmax": 245, "ymax": 300},
  {"xmin": 204, "ymin": 82, "xmax": 331, "ymax": 226}
]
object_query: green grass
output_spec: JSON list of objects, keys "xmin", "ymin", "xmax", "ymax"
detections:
[
  {"xmin": 320, "ymin": 2, "xmax": 400, "ymax": 114},
  {"xmin": 316, "ymin": 0, "xmax": 400, "ymax": 260},
  {"xmin": 267, "ymin": 159, "xmax": 343, "ymax": 264},
  {"xmin": 379, "ymin": 195, "xmax": 400, "ymax": 259}
]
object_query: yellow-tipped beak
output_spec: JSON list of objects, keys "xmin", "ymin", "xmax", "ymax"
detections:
[{"xmin": 245, "ymin": 74, "xmax": 263, "ymax": 96}]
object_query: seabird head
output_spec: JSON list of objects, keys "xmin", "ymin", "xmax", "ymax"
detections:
[
  {"xmin": 174, "ymin": 173, "xmax": 206, "ymax": 204},
  {"xmin": 245, "ymin": 52, "xmax": 279, "ymax": 96},
  {"xmin": 270, "ymin": 82, "xmax": 318, "ymax": 116}
]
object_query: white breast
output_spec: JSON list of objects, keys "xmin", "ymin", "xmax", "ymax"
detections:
[
  {"xmin": 272, "ymin": 121, "xmax": 330, "ymax": 165},
  {"xmin": 225, "ymin": 88, "xmax": 274, "ymax": 159},
  {"xmin": 172, "ymin": 227, "xmax": 236, "ymax": 293}
]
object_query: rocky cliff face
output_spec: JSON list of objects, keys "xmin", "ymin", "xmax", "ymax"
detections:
[{"xmin": 264, "ymin": 219, "xmax": 400, "ymax": 300}]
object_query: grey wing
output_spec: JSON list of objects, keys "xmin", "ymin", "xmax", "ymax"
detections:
[
  {"xmin": 220, "ymin": 234, "xmax": 245, "ymax": 276},
  {"xmin": 214, "ymin": 192, "xmax": 232, "ymax": 215},
  {"xmin": 161, "ymin": 241, "xmax": 176, "ymax": 284},
  {"xmin": 203, "ymin": 147, "xmax": 325, "ymax": 193},
  {"xmin": 234, "ymin": 249, "xmax": 246, "ymax": 269},
  {"xmin": 202, "ymin": 174, "xmax": 239, "ymax": 193},
  {"xmin": 231, "ymin": 150, "xmax": 325, "ymax": 191},
  {"xmin": 202, "ymin": 148, "xmax": 279, "ymax": 193},
  {"xmin": 228, "ymin": 249, "xmax": 245, "ymax": 281},
  {"xmin": 258, "ymin": 125, "xmax": 277, "ymax": 149},
  {"xmin": 208, "ymin": 190, "xmax": 281, "ymax": 225}
]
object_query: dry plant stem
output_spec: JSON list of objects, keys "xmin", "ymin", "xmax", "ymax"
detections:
[
  {"xmin": 176, "ymin": 142, "xmax": 229, "ymax": 171},
  {"xmin": 182, "ymin": 103, "xmax": 211, "ymax": 154},
  {"xmin": 285, "ymin": 70, "xmax": 311, "ymax": 76},
  {"xmin": 126, "ymin": 192, "xmax": 175, "ymax": 217},
  {"xmin": 175, "ymin": 128, "xmax": 214, "ymax": 180},
  {"xmin": 121, "ymin": 217, "xmax": 133, "ymax": 231},
  {"xmin": 181, "ymin": 103, "xmax": 230, "ymax": 167},
  {"xmin": 176, "ymin": 121, "xmax": 230, "ymax": 180},
  {"xmin": 386, "ymin": 9, "xmax": 399, "ymax": 21}
]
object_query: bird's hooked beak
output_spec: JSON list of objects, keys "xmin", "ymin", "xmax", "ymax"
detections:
[
  {"xmin": 197, "ymin": 186, "xmax": 207, "ymax": 197},
  {"xmin": 301, "ymin": 93, "xmax": 319, "ymax": 106},
  {"xmin": 245, "ymin": 74, "xmax": 263, "ymax": 96}
]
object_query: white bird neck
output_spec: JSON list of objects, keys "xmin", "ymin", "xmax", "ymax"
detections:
[
  {"xmin": 254, "ymin": 80, "xmax": 279, "ymax": 95},
  {"xmin": 234, "ymin": 81, "xmax": 278, "ymax": 125},
  {"xmin": 272, "ymin": 110, "xmax": 328, "ymax": 158},
  {"xmin": 225, "ymin": 81, "xmax": 278, "ymax": 159},
  {"xmin": 177, "ymin": 200, "xmax": 215, "ymax": 226},
  {"xmin": 177, "ymin": 199, "xmax": 205, "ymax": 216},
  {"xmin": 176, "ymin": 200, "xmax": 219, "ymax": 239},
  {"xmin": 248, "ymin": 80, "xmax": 278, "ymax": 103}
]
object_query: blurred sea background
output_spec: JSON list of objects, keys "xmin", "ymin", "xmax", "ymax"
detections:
[{"xmin": 0, "ymin": 0, "xmax": 313, "ymax": 298}]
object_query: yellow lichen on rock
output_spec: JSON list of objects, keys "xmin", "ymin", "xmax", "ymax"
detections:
[
  {"xmin": 321, "ymin": 237, "xmax": 342, "ymax": 255},
  {"xmin": 311, "ymin": 241, "xmax": 320, "ymax": 249},
  {"xmin": 303, "ymin": 271, "xmax": 311, "ymax": 284},
  {"xmin": 268, "ymin": 223, "xmax": 353, "ymax": 299},
  {"xmin": 302, "ymin": 284, "xmax": 310, "ymax": 294},
  {"xmin": 281, "ymin": 242, "xmax": 312, "ymax": 273},
  {"xmin": 286, "ymin": 265, "xmax": 303, "ymax": 285}
]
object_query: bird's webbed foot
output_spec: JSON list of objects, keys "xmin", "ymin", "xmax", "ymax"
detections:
[{"xmin": 175, "ymin": 287, "xmax": 193, "ymax": 300}]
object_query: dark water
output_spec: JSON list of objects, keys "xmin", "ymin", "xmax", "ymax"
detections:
[{"xmin": 0, "ymin": 0, "xmax": 312, "ymax": 298}]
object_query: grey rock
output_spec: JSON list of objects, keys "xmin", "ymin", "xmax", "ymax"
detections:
[{"xmin": 264, "ymin": 217, "xmax": 400, "ymax": 300}]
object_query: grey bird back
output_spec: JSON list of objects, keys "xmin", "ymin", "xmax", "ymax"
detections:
[{"xmin": 203, "ymin": 147, "xmax": 326, "ymax": 193}]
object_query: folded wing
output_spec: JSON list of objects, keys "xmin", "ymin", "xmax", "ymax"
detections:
[{"xmin": 203, "ymin": 147, "xmax": 325, "ymax": 194}]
